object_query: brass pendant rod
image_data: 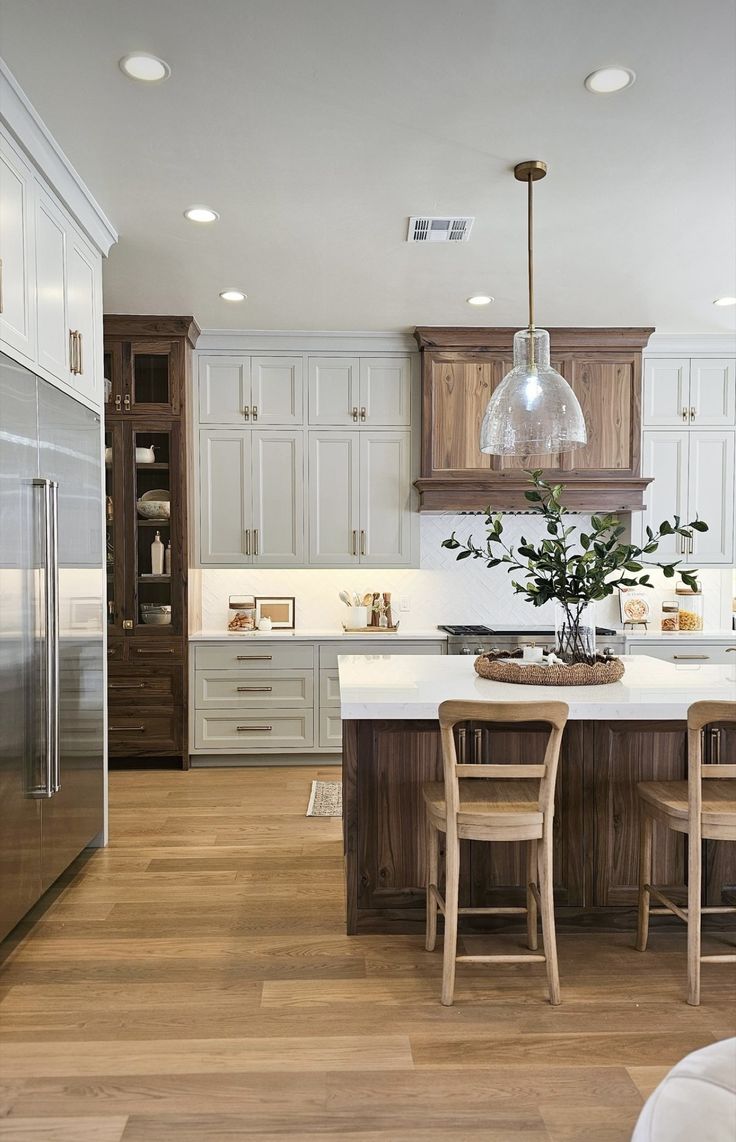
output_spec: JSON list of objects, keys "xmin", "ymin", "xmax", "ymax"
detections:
[{"xmin": 527, "ymin": 173, "xmax": 535, "ymax": 368}]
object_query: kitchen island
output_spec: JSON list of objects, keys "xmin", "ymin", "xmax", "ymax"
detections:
[{"xmin": 339, "ymin": 654, "xmax": 736, "ymax": 934}]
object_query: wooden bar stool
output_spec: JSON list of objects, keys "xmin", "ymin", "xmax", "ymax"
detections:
[
  {"xmin": 423, "ymin": 699, "xmax": 568, "ymax": 1007},
  {"xmin": 635, "ymin": 700, "xmax": 736, "ymax": 1005}
]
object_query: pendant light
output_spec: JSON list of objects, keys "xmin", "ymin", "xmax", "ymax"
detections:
[{"xmin": 479, "ymin": 161, "xmax": 587, "ymax": 455}]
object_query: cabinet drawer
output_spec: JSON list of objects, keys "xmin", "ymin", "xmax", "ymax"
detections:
[
  {"xmin": 320, "ymin": 668, "xmax": 341, "ymax": 707},
  {"xmin": 319, "ymin": 708, "xmax": 343, "ymax": 750},
  {"xmin": 194, "ymin": 710, "xmax": 314, "ymax": 751},
  {"xmin": 108, "ymin": 670, "xmax": 177, "ymax": 704},
  {"xmin": 319, "ymin": 640, "xmax": 445, "ymax": 669},
  {"xmin": 129, "ymin": 638, "xmax": 184, "ymax": 665},
  {"xmin": 627, "ymin": 642, "xmax": 736, "ymax": 666},
  {"xmin": 194, "ymin": 642, "xmax": 313, "ymax": 671},
  {"xmin": 108, "ymin": 710, "xmax": 180, "ymax": 752},
  {"xmin": 195, "ymin": 669, "xmax": 313, "ymax": 710}
]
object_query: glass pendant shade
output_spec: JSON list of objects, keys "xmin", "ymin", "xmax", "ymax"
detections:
[{"xmin": 479, "ymin": 328, "xmax": 587, "ymax": 455}]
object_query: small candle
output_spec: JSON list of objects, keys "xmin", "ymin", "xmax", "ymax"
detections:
[{"xmin": 522, "ymin": 644, "xmax": 544, "ymax": 663}]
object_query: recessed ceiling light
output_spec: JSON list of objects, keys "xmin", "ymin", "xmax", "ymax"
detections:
[
  {"xmin": 119, "ymin": 53, "xmax": 171, "ymax": 83},
  {"xmin": 219, "ymin": 289, "xmax": 246, "ymax": 302},
  {"xmin": 713, "ymin": 296, "xmax": 736, "ymax": 307},
  {"xmin": 184, "ymin": 206, "xmax": 219, "ymax": 223},
  {"xmin": 584, "ymin": 66, "xmax": 636, "ymax": 94},
  {"xmin": 467, "ymin": 295, "xmax": 494, "ymax": 306}
]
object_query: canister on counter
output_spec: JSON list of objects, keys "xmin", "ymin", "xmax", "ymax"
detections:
[
  {"xmin": 661, "ymin": 598, "xmax": 679, "ymax": 633},
  {"xmin": 676, "ymin": 583, "xmax": 704, "ymax": 631},
  {"xmin": 228, "ymin": 595, "xmax": 256, "ymax": 632}
]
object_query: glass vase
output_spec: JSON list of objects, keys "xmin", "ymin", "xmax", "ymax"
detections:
[{"xmin": 554, "ymin": 600, "xmax": 596, "ymax": 664}]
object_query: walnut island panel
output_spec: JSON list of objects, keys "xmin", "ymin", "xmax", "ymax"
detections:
[{"xmin": 339, "ymin": 655, "xmax": 736, "ymax": 934}]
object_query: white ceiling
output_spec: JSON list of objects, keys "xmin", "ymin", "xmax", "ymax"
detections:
[{"xmin": 1, "ymin": 0, "xmax": 735, "ymax": 334}]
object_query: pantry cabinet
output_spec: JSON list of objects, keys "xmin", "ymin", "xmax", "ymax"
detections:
[
  {"xmin": 643, "ymin": 357, "xmax": 736, "ymax": 427},
  {"xmin": 308, "ymin": 355, "xmax": 411, "ymax": 426},
  {"xmin": 199, "ymin": 428, "xmax": 305, "ymax": 565},
  {"xmin": 635, "ymin": 429, "xmax": 735, "ymax": 565},
  {"xmin": 197, "ymin": 354, "xmax": 303, "ymax": 425},
  {"xmin": 308, "ymin": 430, "xmax": 413, "ymax": 565}
]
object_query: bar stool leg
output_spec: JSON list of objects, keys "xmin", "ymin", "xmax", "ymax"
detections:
[
  {"xmin": 526, "ymin": 839, "xmax": 538, "ymax": 951},
  {"xmin": 636, "ymin": 810, "xmax": 653, "ymax": 952},
  {"xmin": 687, "ymin": 829, "xmax": 702, "ymax": 1007},
  {"xmin": 538, "ymin": 831, "xmax": 561, "ymax": 1006},
  {"xmin": 425, "ymin": 818, "xmax": 439, "ymax": 953},
  {"xmin": 441, "ymin": 834, "xmax": 460, "ymax": 1007}
]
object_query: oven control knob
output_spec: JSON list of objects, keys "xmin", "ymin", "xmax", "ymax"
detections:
[
  {"xmin": 602, "ymin": 645, "xmax": 615, "ymax": 657},
  {"xmin": 474, "ymin": 646, "xmax": 486, "ymax": 655},
  {"xmin": 460, "ymin": 647, "xmax": 474, "ymax": 655}
]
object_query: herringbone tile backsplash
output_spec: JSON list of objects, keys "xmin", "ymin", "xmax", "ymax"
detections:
[{"xmin": 199, "ymin": 514, "xmax": 731, "ymax": 632}]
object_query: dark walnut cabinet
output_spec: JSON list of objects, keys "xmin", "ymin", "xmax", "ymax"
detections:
[
  {"xmin": 104, "ymin": 316, "xmax": 198, "ymax": 767},
  {"xmin": 414, "ymin": 327, "xmax": 654, "ymax": 511}
]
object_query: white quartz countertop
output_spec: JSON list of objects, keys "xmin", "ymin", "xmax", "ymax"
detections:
[
  {"xmin": 625, "ymin": 630, "xmax": 736, "ymax": 642},
  {"xmin": 338, "ymin": 654, "xmax": 736, "ymax": 721},
  {"xmin": 188, "ymin": 629, "xmax": 448, "ymax": 642}
]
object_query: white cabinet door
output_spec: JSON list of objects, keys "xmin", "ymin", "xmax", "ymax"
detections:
[
  {"xmin": 359, "ymin": 431, "xmax": 412, "ymax": 565},
  {"xmin": 66, "ymin": 230, "xmax": 99, "ymax": 405},
  {"xmin": 642, "ymin": 358, "xmax": 690, "ymax": 427},
  {"xmin": 689, "ymin": 359, "xmax": 736, "ymax": 426},
  {"xmin": 251, "ymin": 430, "xmax": 305, "ymax": 565},
  {"xmin": 687, "ymin": 431, "xmax": 735, "ymax": 565},
  {"xmin": 308, "ymin": 357, "xmax": 359, "ymax": 425},
  {"xmin": 359, "ymin": 357, "xmax": 412, "ymax": 426},
  {"xmin": 638, "ymin": 432, "xmax": 689, "ymax": 559},
  {"xmin": 35, "ymin": 187, "xmax": 69, "ymax": 382},
  {"xmin": 197, "ymin": 355, "xmax": 250, "ymax": 424},
  {"xmin": 199, "ymin": 429, "xmax": 251, "ymax": 564},
  {"xmin": 251, "ymin": 356, "xmax": 303, "ymax": 425},
  {"xmin": 308, "ymin": 431, "xmax": 360, "ymax": 564},
  {"xmin": 0, "ymin": 131, "xmax": 35, "ymax": 361}
]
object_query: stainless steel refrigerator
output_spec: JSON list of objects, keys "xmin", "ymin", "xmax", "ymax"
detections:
[{"xmin": 0, "ymin": 351, "xmax": 104, "ymax": 942}]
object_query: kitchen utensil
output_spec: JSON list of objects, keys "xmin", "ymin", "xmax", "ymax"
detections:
[
  {"xmin": 362, "ymin": 593, "xmax": 372, "ymax": 606},
  {"xmin": 339, "ymin": 590, "xmax": 352, "ymax": 607},
  {"xmin": 136, "ymin": 445, "xmax": 156, "ymax": 464},
  {"xmin": 346, "ymin": 605, "xmax": 368, "ymax": 627}
]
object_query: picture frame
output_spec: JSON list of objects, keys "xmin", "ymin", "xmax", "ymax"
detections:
[{"xmin": 255, "ymin": 596, "xmax": 295, "ymax": 629}]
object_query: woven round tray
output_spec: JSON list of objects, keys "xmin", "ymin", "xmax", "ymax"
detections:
[{"xmin": 474, "ymin": 649, "xmax": 625, "ymax": 686}]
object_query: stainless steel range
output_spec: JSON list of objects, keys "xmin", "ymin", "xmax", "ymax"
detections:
[{"xmin": 438, "ymin": 624, "xmax": 625, "ymax": 657}]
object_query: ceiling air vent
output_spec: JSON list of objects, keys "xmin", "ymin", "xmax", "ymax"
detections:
[{"xmin": 407, "ymin": 216, "xmax": 474, "ymax": 242}]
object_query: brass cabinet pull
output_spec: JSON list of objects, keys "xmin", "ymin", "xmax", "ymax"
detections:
[
  {"xmin": 111, "ymin": 725, "xmax": 145, "ymax": 732},
  {"xmin": 122, "ymin": 619, "xmax": 133, "ymax": 630},
  {"xmin": 236, "ymin": 655, "xmax": 273, "ymax": 661},
  {"xmin": 76, "ymin": 332, "xmax": 83, "ymax": 374},
  {"xmin": 243, "ymin": 406, "xmax": 250, "ymax": 420},
  {"xmin": 360, "ymin": 529, "xmax": 366, "ymax": 556},
  {"xmin": 252, "ymin": 405, "xmax": 258, "ymax": 421},
  {"xmin": 360, "ymin": 406, "xmax": 366, "ymax": 421},
  {"xmin": 352, "ymin": 407, "xmax": 358, "ymax": 422},
  {"xmin": 114, "ymin": 394, "xmax": 122, "ymax": 412},
  {"xmin": 688, "ymin": 533, "xmax": 694, "ymax": 555},
  {"xmin": 352, "ymin": 529, "xmax": 357, "ymax": 556},
  {"xmin": 109, "ymin": 681, "xmax": 145, "ymax": 689},
  {"xmin": 690, "ymin": 406, "xmax": 696, "ymax": 422},
  {"xmin": 681, "ymin": 406, "xmax": 689, "ymax": 422},
  {"xmin": 69, "ymin": 330, "xmax": 77, "ymax": 373},
  {"xmin": 123, "ymin": 394, "xmax": 131, "ymax": 412},
  {"xmin": 236, "ymin": 686, "xmax": 273, "ymax": 692},
  {"xmin": 236, "ymin": 725, "xmax": 272, "ymax": 732},
  {"xmin": 673, "ymin": 654, "xmax": 709, "ymax": 660},
  {"xmin": 253, "ymin": 528, "xmax": 259, "ymax": 556},
  {"xmin": 136, "ymin": 648, "xmax": 175, "ymax": 655},
  {"xmin": 245, "ymin": 529, "xmax": 250, "ymax": 556}
]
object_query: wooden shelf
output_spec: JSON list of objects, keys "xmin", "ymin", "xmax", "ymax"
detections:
[
  {"xmin": 136, "ymin": 462, "xmax": 169, "ymax": 470},
  {"xmin": 138, "ymin": 574, "xmax": 170, "ymax": 582},
  {"xmin": 137, "ymin": 518, "xmax": 170, "ymax": 527}
]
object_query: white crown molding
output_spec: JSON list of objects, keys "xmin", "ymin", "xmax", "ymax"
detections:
[
  {"xmin": 644, "ymin": 332, "xmax": 736, "ymax": 356},
  {"xmin": 0, "ymin": 57, "xmax": 117, "ymax": 255},
  {"xmin": 195, "ymin": 328, "xmax": 417, "ymax": 354}
]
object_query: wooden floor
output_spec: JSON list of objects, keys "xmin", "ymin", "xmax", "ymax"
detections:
[{"xmin": 1, "ymin": 767, "xmax": 734, "ymax": 1141}]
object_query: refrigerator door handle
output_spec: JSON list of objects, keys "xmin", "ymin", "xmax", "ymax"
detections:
[{"xmin": 32, "ymin": 478, "xmax": 60, "ymax": 798}]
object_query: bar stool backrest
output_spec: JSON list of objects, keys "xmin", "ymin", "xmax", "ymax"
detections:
[
  {"xmin": 437, "ymin": 700, "xmax": 569, "ymax": 824},
  {"xmin": 687, "ymin": 700, "xmax": 736, "ymax": 832}
]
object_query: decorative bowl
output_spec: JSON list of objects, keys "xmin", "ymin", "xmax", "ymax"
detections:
[
  {"xmin": 137, "ymin": 488, "xmax": 170, "ymax": 519},
  {"xmin": 136, "ymin": 446, "xmax": 156, "ymax": 464},
  {"xmin": 140, "ymin": 605, "xmax": 171, "ymax": 626}
]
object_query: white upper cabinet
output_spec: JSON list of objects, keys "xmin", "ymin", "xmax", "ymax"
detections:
[
  {"xmin": 0, "ymin": 131, "xmax": 35, "ymax": 362},
  {"xmin": 35, "ymin": 187, "xmax": 69, "ymax": 381},
  {"xmin": 199, "ymin": 429, "xmax": 251, "ymax": 564},
  {"xmin": 308, "ymin": 357, "xmax": 360, "ymax": 425},
  {"xmin": 689, "ymin": 359, "xmax": 735, "ymax": 426},
  {"xmin": 251, "ymin": 430, "xmax": 305, "ymax": 564},
  {"xmin": 358, "ymin": 357, "xmax": 412, "ymax": 425},
  {"xmin": 308, "ymin": 431, "xmax": 360, "ymax": 564},
  {"xmin": 638, "ymin": 432, "xmax": 689, "ymax": 561},
  {"xmin": 643, "ymin": 357, "xmax": 735, "ymax": 427},
  {"xmin": 198, "ymin": 355, "xmax": 250, "ymax": 424},
  {"xmin": 251, "ymin": 356, "xmax": 303, "ymax": 425},
  {"xmin": 687, "ymin": 431, "xmax": 734, "ymax": 564},
  {"xmin": 359, "ymin": 432, "xmax": 412, "ymax": 565},
  {"xmin": 66, "ymin": 230, "xmax": 100, "ymax": 406}
]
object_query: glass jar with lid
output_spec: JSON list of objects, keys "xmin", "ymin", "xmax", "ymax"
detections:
[
  {"xmin": 661, "ymin": 598, "xmax": 679, "ymax": 633},
  {"xmin": 676, "ymin": 583, "xmax": 704, "ymax": 631},
  {"xmin": 228, "ymin": 595, "xmax": 256, "ymax": 632}
]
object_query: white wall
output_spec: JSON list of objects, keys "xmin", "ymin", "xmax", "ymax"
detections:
[{"xmin": 199, "ymin": 514, "xmax": 733, "ymax": 632}]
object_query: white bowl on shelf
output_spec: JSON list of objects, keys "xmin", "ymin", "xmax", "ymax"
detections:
[
  {"xmin": 140, "ymin": 605, "xmax": 171, "ymax": 626},
  {"xmin": 137, "ymin": 488, "xmax": 170, "ymax": 519},
  {"xmin": 136, "ymin": 445, "xmax": 157, "ymax": 464}
]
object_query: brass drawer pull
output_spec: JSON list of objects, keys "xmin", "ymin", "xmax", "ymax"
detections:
[
  {"xmin": 109, "ymin": 682, "xmax": 145, "ymax": 689},
  {"xmin": 236, "ymin": 686, "xmax": 273, "ymax": 692},
  {"xmin": 110, "ymin": 725, "xmax": 145, "ymax": 732},
  {"xmin": 673, "ymin": 654, "xmax": 709, "ymax": 660},
  {"xmin": 236, "ymin": 655, "xmax": 273, "ymax": 660},
  {"xmin": 135, "ymin": 648, "xmax": 175, "ymax": 655},
  {"xmin": 236, "ymin": 725, "xmax": 272, "ymax": 732}
]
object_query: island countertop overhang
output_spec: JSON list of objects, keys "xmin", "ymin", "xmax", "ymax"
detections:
[{"xmin": 338, "ymin": 654, "xmax": 736, "ymax": 721}]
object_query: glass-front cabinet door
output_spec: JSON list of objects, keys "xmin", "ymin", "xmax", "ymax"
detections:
[
  {"xmin": 104, "ymin": 423, "xmax": 126, "ymax": 634},
  {"xmin": 133, "ymin": 423, "xmax": 182, "ymax": 635},
  {"xmin": 128, "ymin": 340, "xmax": 182, "ymax": 416}
]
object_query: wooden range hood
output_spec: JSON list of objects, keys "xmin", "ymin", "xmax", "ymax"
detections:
[{"xmin": 414, "ymin": 326, "xmax": 654, "ymax": 513}]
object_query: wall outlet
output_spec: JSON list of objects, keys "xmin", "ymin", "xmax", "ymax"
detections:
[{"xmin": 399, "ymin": 596, "xmax": 410, "ymax": 612}]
